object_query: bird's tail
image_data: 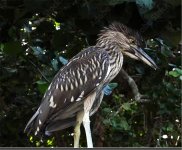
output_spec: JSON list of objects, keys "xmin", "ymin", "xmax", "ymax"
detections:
[{"xmin": 24, "ymin": 107, "xmax": 41, "ymax": 136}]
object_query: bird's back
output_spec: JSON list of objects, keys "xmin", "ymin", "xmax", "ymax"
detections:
[{"xmin": 24, "ymin": 46, "xmax": 111, "ymax": 136}]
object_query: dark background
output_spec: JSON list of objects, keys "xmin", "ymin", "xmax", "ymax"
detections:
[{"xmin": 0, "ymin": 0, "xmax": 181, "ymax": 147}]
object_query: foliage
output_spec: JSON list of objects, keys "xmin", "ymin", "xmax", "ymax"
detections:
[
  {"xmin": 100, "ymin": 38, "xmax": 181, "ymax": 147},
  {"xmin": 0, "ymin": 0, "xmax": 181, "ymax": 147}
]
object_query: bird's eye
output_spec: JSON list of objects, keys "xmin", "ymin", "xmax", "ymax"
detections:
[{"xmin": 130, "ymin": 39, "xmax": 135, "ymax": 44}]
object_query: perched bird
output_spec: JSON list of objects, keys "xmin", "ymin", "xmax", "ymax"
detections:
[{"xmin": 24, "ymin": 22, "xmax": 157, "ymax": 148}]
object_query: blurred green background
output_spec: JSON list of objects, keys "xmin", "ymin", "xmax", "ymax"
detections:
[{"xmin": 0, "ymin": 0, "xmax": 181, "ymax": 147}]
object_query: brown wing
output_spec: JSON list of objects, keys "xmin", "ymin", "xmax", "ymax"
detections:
[{"xmin": 24, "ymin": 46, "xmax": 110, "ymax": 136}]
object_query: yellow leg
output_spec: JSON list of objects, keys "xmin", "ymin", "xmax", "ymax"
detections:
[{"xmin": 74, "ymin": 111, "xmax": 84, "ymax": 148}]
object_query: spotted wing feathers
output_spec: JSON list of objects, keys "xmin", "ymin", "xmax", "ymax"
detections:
[{"xmin": 24, "ymin": 46, "xmax": 110, "ymax": 136}]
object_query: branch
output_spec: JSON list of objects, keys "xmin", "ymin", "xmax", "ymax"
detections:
[
  {"xmin": 27, "ymin": 59, "xmax": 50, "ymax": 83},
  {"xmin": 118, "ymin": 68, "xmax": 150, "ymax": 102}
]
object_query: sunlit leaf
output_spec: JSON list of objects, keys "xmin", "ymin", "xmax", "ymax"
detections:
[
  {"xmin": 4, "ymin": 67, "xmax": 17, "ymax": 73},
  {"xmin": 122, "ymin": 102, "xmax": 131, "ymax": 111},
  {"xmin": 31, "ymin": 46, "xmax": 44, "ymax": 56},
  {"xmin": 51, "ymin": 59, "xmax": 59, "ymax": 71},
  {"xmin": 169, "ymin": 68, "xmax": 182, "ymax": 78},
  {"xmin": 59, "ymin": 56, "xmax": 68, "ymax": 65},
  {"xmin": 103, "ymin": 83, "xmax": 118, "ymax": 95},
  {"xmin": 29, "ymin": 136, "xmax": 33, "ymax": 143},
  {"xmin": 36, "ymin": 80, "xmax": 49, "ymax": 94}
]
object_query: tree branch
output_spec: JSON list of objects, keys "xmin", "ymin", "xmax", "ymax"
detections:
[
  {"xmin": 27, "ymin": 59, "xmax": 50, "ymax": 83},
  {"xmin": 118, "ymin": 68, "xmax": 150, "ymax": 102}
]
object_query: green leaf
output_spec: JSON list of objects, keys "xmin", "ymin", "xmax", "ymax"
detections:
[
  {"xmin": 29, "ymin": 136, "xmax": 33, "ymax": 143},
  {"xmin": 103, "ymin": 108, "xmax": 112, "ymax": 113},
  {"xmin": 161, "ymin": 46, "xmax": 174, "ymax": 57},
  {"xmin": 3, "ymin": 41, "xmax": 22, "ymax": 56},
  {"xmin": 180, "ymin": 76, "xmax": 182, "ymax": 80},
  {"xmin": 166, "ymin": 123, "xmax": 174, "ymax": 132},
  {"xmin": 107, "ymin": 83, "xmax": 118, "ymax": 89},
  {"xmin": 168, "ymin": 68, "xmax": 182, "ymax": 78},
  {"xmin": 36, "ymin": 80, "xmax": 49, "ymax": 94},
  {"xmin": 119, "ymin": 117, "xmax": 130, "ymax": 130},
  {"xmin": 136, "ymin": 0, "xmax": 153, "ymax": 10},
  {"xmin": 31, "ymin": 46, "xmax": 44, "ymax": 56},
  {"xmin": 103, "ymin": 119, "xmax": 110, "ymax": 125},
  {"xmin": 122, "ymin": 102, "xmax": 131, "ymax": 111},
  {"xmin": 4, "ymin": 67, "xmax": 17, "ymax": 73},
  {"xmin": 51, "ymin": 59, "xmax": 59, "ymax": 71},
  {"xmin": 0, "ymin": 43, "xmax": 4, "ymax": 50}
]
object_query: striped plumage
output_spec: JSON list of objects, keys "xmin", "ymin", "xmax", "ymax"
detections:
[{"xmin": 24, "ymin": 22, "xmax": 157, "ymax": 147}]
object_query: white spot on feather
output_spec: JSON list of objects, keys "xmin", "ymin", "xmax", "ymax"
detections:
[
  {"xmin": 56, "ymin": 84, "xmax": 59, "ymax": 89},
  {"xmin": 84, "ymin": 76, "xmax": 87, "ymax": 83},
  {"xmin": 95, "ymin": 71, "xmax": 98, "ymax": 77},
  {"xmin": 48, "ymin": 83, "xmax": 52, "ymax": 90},
  {"xmin": 102, "ymin": 61, "xmax": 105, "ymax": 71},
  {"xmin": 76, "ymin": 91, "xmax": 84, "ymax": 101},
  {"xmin": 77, "ymin": 70, "xmax": 80, "ymax": 78},
  {"xmin": 99, "ymin": 53, "xmax": 102, "ymax": 60},
  {"xmin": 65, "ymin": 84, "xmax": 68, "ymax": 91},
  {"xmin": 93, "ymin": 56, "xmax": 97, "ymax": 62},
  {"xmin": 89, "ymin": 67, "xmax": 93, "ymax": 73},
  {"xmin": 91, "ymin": 59, "xmax": 94, "ymax": 65},
  {"xmin": 70, "ymin": 83, "xmax": 74, "ymax": 90},
  {"xmin": 91, "ymin": 59, "xmax": 96, "ymax": 69},
  {"xmin": 99, "ymin": 70, "xmax": 102, "ymax": 77},
  {"xmin": 81, "ymin": 66, "xmax": 83, "ymax": 72},
  {"xmin": 96, "ymin": 83, "xmax": 99, "ymax": 86},
  {"xmin": 71, "ymin": 96, "xmax": 74, "ymax": 102},
  {"xmin": 79, "ymin": 78, "xmax": 83, "ymax": 85},
  {"xmin": 80, "ymin": 91, "xmax": 84, "ymax": 97},
  {"xmin": 97, "ymin": 61, "xmax": 100, "ymax": 67},
  {"xmin": 93, "ymin": 74, "xmax": 96, "ymax": 79},
  {"xmin": 75, "ymin": 79, "xmax": 78, "ymax": 87},
  {"xmin": 35, "ymin": 131, "xmax": 37, "ymax": 136},
  {"xmin": 39, "ymin": 120, "xmax": 42, "ymax": 125},
  {"xmin": 68, "ymin": 78, "xmax": 70, "ymax": 83},
  {"xmin": 64, "ymin": 98, "xmax": 66, "ymax": 103},
  {"xmin": 37, "ymin": 127, "xmax": 40, "ymax": 132},
  {"xmin": 49, "ymin": 96, "xmax": 57, "ymax": 108},
  {"xmin": 60, "ymin": 85, "xmax": 63, "ymax": 91},
  {"xmin": 72, "ymin": 71, "xmax": 75, "ymax": 76},
  {"xmin": 76, "ymin": 97, "xmax": 81, "ymax": 101}
]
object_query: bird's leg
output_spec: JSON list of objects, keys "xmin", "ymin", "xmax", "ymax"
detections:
[
  {"xmin": 74, "ymin": 111, "xmax": 84, "ymax": 148},
  {"xmin": 83, "ymin": 112, "xmax": 93, "ymax": 148},
  {"xmin": 83, "ymin": 92, "xmax": 96, "ymax": 148}
]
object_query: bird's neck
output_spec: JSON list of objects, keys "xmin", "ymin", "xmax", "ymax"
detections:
[
  {"xmin": 96, "ymin": 40, "xmax": 121, "ymax": 56},
  {"xmin": 96, "ymin": 41, "xmax": 123, "ymax": 80}
]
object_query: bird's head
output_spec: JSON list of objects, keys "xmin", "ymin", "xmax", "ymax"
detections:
[{"xmin": 97, "ymin": 22, "xmax": 158, "ymax": 70}]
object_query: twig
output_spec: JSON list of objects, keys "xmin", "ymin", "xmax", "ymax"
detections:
[
  {"xmin": 27, "ymin": 59, "xmax": 50, "ymax": 83},
  {"xmin": 118, "ymin": 68, "xmax": 150, "ymax": 102}
]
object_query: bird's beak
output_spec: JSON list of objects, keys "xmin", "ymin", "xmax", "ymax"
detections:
[{"xmin": 126, "ymin": 46, "xmax": 158, "ymax": 70}]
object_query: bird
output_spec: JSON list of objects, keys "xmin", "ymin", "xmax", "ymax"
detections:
[{"xmin": 24, "ymin": 22, "xmax": 157, "ymax": 148}]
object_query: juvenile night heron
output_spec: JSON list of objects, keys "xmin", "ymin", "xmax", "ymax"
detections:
[{"xmin": 24, "ymin": 22, "xmax": 157, "ymax": 148}]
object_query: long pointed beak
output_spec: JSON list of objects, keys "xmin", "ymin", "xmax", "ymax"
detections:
[
  {"xmin": 127, "ymin": 46, "xmax": 158, "ymax": 70},
  {"xmin": 134, "ymin": 47, "xmax": 158, "ymax": 70}
]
